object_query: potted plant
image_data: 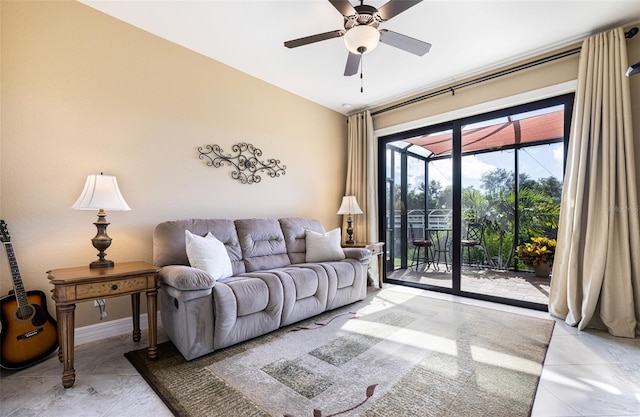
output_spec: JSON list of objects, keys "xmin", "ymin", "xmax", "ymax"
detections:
[{"xmin": 516, "ymin": 237, "xmax": 556, "ymax": 277}]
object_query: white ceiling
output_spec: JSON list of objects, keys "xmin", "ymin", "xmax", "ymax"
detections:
[{"xmin": 81, "ymin": 0, "xmax": 640, "ymax": 115}]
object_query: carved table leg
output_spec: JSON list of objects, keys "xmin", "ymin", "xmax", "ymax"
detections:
[
  {"xmin": 146, "ymin": 288, "xmax": 158, "ymax": 360},
  {"xmin": 56, "ymin": 304, "xmax": 64, "ymax": 363},
  {"xmin": 131, "ymin": 293, "xmax": 141, "ymax": 343},
  {"xmin": 58, "ymin": 303, "xmax": 76, "ymax": 388}
]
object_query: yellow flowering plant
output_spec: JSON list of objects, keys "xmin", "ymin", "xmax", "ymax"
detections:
[{"xmin": 516, "ymin": 237, "xmax": 556, "ymax": 267}]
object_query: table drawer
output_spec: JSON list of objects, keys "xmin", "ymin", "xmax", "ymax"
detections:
[
  {"xmin": 75, "ymin": 276, "xmax": 151, "ymax": 300},
  {"xmin": 368, "ymin": 246, "xmax": 383, "ymax": 256}
]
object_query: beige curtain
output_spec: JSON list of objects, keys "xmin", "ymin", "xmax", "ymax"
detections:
[
  {"xmin": 549, "ymin": 27, "xmax": 640, "ymax": 338},
  {"xmin": 344, "ymin": 110, "xmax": 378, "ymax": 281}
]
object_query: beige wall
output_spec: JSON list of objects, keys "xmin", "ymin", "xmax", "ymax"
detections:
[{"xmin": 1, "ymin": 1, "xmax": 348, "ymax": 327}]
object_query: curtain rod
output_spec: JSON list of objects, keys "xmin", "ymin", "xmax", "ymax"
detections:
[
  {"xmin": 370, "ymin": 47, "xmax": 581, "ymax": 116},
  {"xmin": 371, "ymin": 26, "xmax": 638, "ymax": 117}
]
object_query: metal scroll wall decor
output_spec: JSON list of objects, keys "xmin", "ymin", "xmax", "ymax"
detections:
[{"xmin": 197, "ymin": 142, "xmax": 286, "ymax": 184}]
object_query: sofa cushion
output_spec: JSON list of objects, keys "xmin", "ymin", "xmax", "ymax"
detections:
[
  {"xmin": 235, "ymin": 218, "xmax": 290, "ymax": 272},
  {"xmin": 185, "ymin": 230, "xmax": 234, "ymax": 280},
  {"xmin": 269, "ymin": 265, "xmax": 329, "ymax": 327},
  {"xmin": 154, "ymin": 219, "xmax": 245, "ymax": 275},
  {"xmin": 323, "ymin": 259, "xmax": 367, "ymax": 310},
  {"xmin": 213, "ymin": 272, "xmax": 284, "ymax": 350},
  {"xmin": 333, "ymin": 262, "xmax": 357, "ymax": 288},
  {"xmin": 279, "ymin": 217, "xmax": 325, "ymax": 264},
  {"xmin": 221, "ymin": 276, "xmax": 270, "ymax": 317},
  {"xmin": 305, "ymin": 228, "xmax": 346, "ymax": 262}
]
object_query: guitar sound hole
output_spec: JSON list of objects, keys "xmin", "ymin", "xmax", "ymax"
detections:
[
  {"xmin": 15, "ymin": 304, "xmax": 35, "ymax": 321},
  {"xmin": 31, "ymin": 305, "xmax": 47, "ymax": 326}
]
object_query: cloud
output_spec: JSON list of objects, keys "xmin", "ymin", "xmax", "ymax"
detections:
[
  {"xmin": 430, "ymin": 159, "xmax": 452, "ymax": 185},
  {"xmin": 462, "ymin": 155, "xmax": 497, "ymax": 181},
  {"xmin": 553, "ymin": 145, "xmax": 563, "ymax": 163},
  {"xmin": 407, "ymin": 155, "xmax": 497, "ymax": 190}
]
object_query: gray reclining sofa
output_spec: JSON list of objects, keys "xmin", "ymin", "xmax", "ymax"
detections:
[{"xmin": 153, "ymin": 217, "xmax": 371, "ymax": 360}]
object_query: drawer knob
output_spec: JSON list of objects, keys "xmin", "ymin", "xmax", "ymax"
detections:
[{"xmin": 111, "ymin": 284, "xmax": 118, "ymax": 290}]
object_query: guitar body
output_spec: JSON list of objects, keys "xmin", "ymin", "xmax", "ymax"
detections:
[{"xmin": 0, "ymin": 290, "xmax": 59, "ymax": 370}]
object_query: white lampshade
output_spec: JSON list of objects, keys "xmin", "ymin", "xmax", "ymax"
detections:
[
  {"xmin": 72, "ymin": 174, "xmax": 131, "ymax": 211},
  {"xmin": 343, "ymin": 25, "xmax": 380, "ymax": 55},
  {"xmin": 337, "ymin": 196, "xmax": 363, "ymax": 215}
]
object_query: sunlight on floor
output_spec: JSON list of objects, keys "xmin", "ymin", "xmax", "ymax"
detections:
[
  {"xmin": 470, "ymin": 345, "xmax": 542, "ymax": 375},
  {"xmin": 542, "ymin": 369, "xmax": 596, "ymax": 391},
  {"xmin": 578, "ymin": 378, "xmax": 623, "ymax": 395}
]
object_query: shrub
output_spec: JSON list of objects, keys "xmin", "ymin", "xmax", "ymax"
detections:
[{"xmin": 516, "ymin": 237, "xmax": 556, "ymax": 267}]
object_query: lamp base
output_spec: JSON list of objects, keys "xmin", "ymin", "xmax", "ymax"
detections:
[
  {"xmin": 90, "ymin": 209, "xmax": 115, "ymax": 269},
  {"xmin": 345, "ymin": 217, "xmax": 356, "ymax": 245},
  {"xmin": 90, "ymin": 259, "xmax": 114, "ymax": 269}
]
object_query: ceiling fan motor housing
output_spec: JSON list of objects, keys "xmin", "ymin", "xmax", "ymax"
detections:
[{"xmin": 344, "ymin": 5, "xmax": 382, "ymax": 30}]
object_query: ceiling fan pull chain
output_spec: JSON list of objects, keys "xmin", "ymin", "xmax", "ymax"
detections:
[{"xmin": 360, "ymin": 53, "xmax": 364, "ymax": 93}]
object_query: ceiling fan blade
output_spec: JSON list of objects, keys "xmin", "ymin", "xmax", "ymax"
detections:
[
  {"xmin": 344, "ymin": 52, "xmax": 361, "ymax": 76},
  {"xmin": 380, "ymin": 29, "xmax": 431, "ymax": 56},
  {"xmin": 329, "ymin": 0, "xmax": 357, "ymax": 17},
  {"xmin": 377, "ymin": 0, "xmax": 422, "ymax": 21},
  {"xmin": 284, "ymin": 29, "xmax": 345, "ymax": 48}
]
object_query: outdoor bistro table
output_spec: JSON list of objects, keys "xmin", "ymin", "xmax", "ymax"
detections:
[{"xmin": 426, "ymin": 228, "xmax": 452, "ymax": 272}]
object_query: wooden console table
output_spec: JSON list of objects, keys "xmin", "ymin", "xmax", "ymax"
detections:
[
  {"xmin": 47, "ymin": 261, "xmax": 159, "ymax": 388},
  {"xmin": 342, "ymin": 242, "xmax": 385, "ymax": 287}
]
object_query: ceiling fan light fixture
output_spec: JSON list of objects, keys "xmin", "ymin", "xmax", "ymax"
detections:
[{"xmin": 344, "ymin": 25, "xmax": 380, "ymax": 54}]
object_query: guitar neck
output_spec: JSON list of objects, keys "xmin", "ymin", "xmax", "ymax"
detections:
[{"xmin": 3, "ymin": 242, "xmax": 29, "ymax": 308}]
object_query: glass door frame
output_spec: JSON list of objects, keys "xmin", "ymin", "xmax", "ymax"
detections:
[
  {"xmin": 384, "ymin": 141, "xmax": 431, "ymax": 271},
  {"xmin": 377, "ymin": 93, "xmax": 574, "ymax": 311}
]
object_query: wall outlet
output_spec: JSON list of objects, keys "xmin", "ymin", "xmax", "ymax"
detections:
[{"xmin": 93, "ymin": 299, "xmax": 106, "ymax": 307}]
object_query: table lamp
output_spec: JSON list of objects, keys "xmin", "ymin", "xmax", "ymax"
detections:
[
  {"xmin": 72, "ymin": 173, "xmax": 131, "ymax": 268},
  {"xmin": 337, "ymin": 195, "xmax": 363, "ymax": 245}
]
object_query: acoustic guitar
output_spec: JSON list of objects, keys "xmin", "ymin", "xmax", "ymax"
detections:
[{"xmin": 0, "ymin": 220, "xmax": 58, "ymax": 370}]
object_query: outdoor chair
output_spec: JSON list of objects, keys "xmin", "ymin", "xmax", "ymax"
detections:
[
  {"xmin": 461, "ymin": 222, "xmax": 485, "ymax": 266},
  {"xmin": 409, "ymin": 225, "xmax": 433, "ymax": 271}
]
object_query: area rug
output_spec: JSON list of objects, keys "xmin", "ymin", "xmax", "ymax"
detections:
[{"xmin": 125, "ymin": 287, "xmax": 554, "ymax": 417}]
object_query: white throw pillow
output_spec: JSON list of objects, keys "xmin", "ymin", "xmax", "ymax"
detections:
[
  {"xmin": 305, "ymin": 228, "xmax": 346, "ymax": 262},
  {"xmin": 184, "ymin": 230, "xmax": 233, "ymax": 280}
]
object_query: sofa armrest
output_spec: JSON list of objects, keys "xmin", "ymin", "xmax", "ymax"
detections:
[
  {"xmin": 342, "ymin": 248, "xmax": 372, "ymax": 263},
  {"xmin": 158, "ymin": 265, "xmax": 217, "ymax": 291}
]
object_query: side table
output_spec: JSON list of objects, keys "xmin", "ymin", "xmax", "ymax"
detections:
[
  {"xmin": 342, "ymin": 242, "xmax": 385, "ymax": 287},
  {"xmin": 47, "ymin": 261, "xmax": 159, "ymax": 388}
]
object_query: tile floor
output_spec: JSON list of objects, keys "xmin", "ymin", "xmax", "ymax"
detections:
[{"xmin": 1, "ymin": 285, "xmax": 638, "ymax": 417}]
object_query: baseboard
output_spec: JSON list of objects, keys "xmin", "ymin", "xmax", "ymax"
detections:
[{"xmin": 74, "ymin": 314, "xmax": 165, "ymax": 346}]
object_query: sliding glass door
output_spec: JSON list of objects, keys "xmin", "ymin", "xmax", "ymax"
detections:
[
  {"xmin": 380, "ymin": 94, "xmax": 573, "ymax": 310},
  {"xmin": 384, "ymin": 125, "xmax": 453, "ymax": 288}
]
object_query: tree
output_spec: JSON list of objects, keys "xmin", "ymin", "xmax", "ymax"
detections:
[
  {"xmin": 407, "ymin": 185, "xmax": 425, "ymax": 211},
  {"xmin": 518, "ymin": 188, "xmax": 560, "ymax": 243},
  {"xmin": 531, "ymin": 176, "xmax": 563, "ymax": 204},
  {"xmin": 427, "ymin": 180, "xmax": 443, "ymax": 209},
  {"xmin": 481, "ymin": 168, "xmax": 513, "ymax": 197},
  {"xmin": 462, "ymin": 187, "xmax": 487, "ymax": 221},
  {"xmin": 473, "ymin": 168, "xmax": 562, "ymax": 269},
  {"xmin": 518, "ymin": 173, "xmax": 537, "ymax": 191}
]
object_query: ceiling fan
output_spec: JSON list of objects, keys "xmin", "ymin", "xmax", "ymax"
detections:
[{"xmin": 284, "ymin": 0, "xmax": 432, "ymax": 77}]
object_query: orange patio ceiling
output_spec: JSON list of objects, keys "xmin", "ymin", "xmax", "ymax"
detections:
[{"xmin": 404, "ymin": 109, "xmax": 565, "ymax": 157}]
